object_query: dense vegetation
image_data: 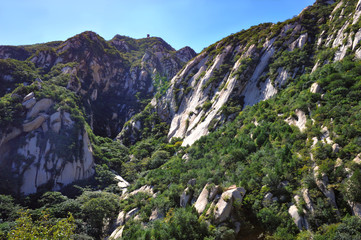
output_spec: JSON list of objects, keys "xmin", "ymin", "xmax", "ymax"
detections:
[
  {"xmin": 1, "ymin": 0, "xmax": 361, "ymax": 239},
  {"xmin": 1, "ymin": 55, "xmax": 361, "ymax": 239}
]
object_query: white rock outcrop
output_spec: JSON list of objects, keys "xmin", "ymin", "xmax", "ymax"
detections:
[
  {"xmin": 109, "ymin": 226, "xmax": 124, "ymax": 240},
  {"xmin": 194, "ymin": 184, "xmax": 210, "ymax": 214},
  {"xmin": 288, "ymin": 204, "xmax": 309, "ymax": 230},
  {"xmin": 214, "ymin": 186, "xmax": 246, "ymax": 223},
  {"xmin": 310, "ymin": 82, "xmax": 322, "ymax": 94},
  {"xmin": 285, "ymin": 110, "xmax": 307, "ymax": 132},
  {"xmin": 302, "ymin": 188, "xmax": 315, "ymax": 213}
]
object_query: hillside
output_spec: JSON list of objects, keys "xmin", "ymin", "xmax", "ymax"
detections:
[{"xmin": 1, "ymin": 0, "xmax": 361, "ymax": 239}]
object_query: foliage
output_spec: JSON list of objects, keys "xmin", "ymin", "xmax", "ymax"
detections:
[
  {"xmin": 122, "ymin": 207, "xmax": 210, "ymax": 240},
  {"xmin": 77, "ymin": 191, "xmax": 120, "ymax": 238},
  {"xmin": 7, "ymin": 210, "xmax": 75, "ymax": 240}
]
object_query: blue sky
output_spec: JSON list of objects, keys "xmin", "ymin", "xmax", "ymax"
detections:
[{"xmin": 0, "ymin": 0, "xmax": 315, "ymax": 53}]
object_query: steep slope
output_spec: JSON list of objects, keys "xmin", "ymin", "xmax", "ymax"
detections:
[{"xmin": 119, "ymin": 0, "xmax": 361, "ymax": 147}]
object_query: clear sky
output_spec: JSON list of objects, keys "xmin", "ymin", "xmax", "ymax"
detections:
[{"xmin": 0, "ymin": 0, "xmax": 315, "ymax": 53}]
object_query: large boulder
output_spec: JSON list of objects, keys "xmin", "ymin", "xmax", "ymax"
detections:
[
  {"xmin": 121, "ymin": 185, "xmax": 155, "ymax": 200},
  {"xmin": 50, "ymin": 111, "xmax": 62, "ymax": 133},
  {"xmin": 26, "ymin": 98, "xmax": 53, "ymax": 119},
  {"xmin": 194, "ymin": 184, "xmax": 221, "ymax": 214},
  {"xmin": 214, "ymin": 186, "xmax": 246, "ymax": 223},
  {"xmin": 288, "ymin": 204, "xmax": 309, "ymax": 230},
  {"xmin": 302, "ymin": 188, "xmax": 315, "ymax": 213},
  {"xmin": 114, "ymin": 211, "xmax": 125, "ymax": 227},
  {"xmin": 109, "ymin": 226, "xmax": 124, "ymax": 240},
  {"xmin": 22, "ymin": 97, "xmax": 36, "ymax": 109},
  {"xmin": 125, "ymin": 208, "xmax": 139, "ymax": 222},
  {"xmin": 180, "ymin": 187, "xmax": 193, "ymax": 207},
  {"xmin": 310, "ymin": 82, "xmax": 322, "ymax": 93},
  {"xmin": 23, "ymin": 115, "xmax": 47, "ymax": 132},
  {"xmin": 194, "ymin": 184, "xmax": 210, "ymax": 214},
  {"xmin": 114, "ymin": 175, "xmax": 129, "ymax": 195}
]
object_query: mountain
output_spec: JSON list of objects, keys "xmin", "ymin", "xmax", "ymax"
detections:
[
  {"xmin": 118, "ymin": 0, "xmax": 361, "ymax": 147},
  {"xmin": 0, "ymin": 32, "xmax": 195, "ymax": 195},
  {"xmin": 1, "ymin": 0, "xmax": 361, "ymax": 239}
]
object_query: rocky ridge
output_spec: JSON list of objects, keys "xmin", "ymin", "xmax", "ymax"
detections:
[
  {"xmin": 0, "ymin": 32, "xmax": 196, "ymax": 138},
  {"xmin": 118, "ymin": 0, "xmax": 361, "ymax": 146}
]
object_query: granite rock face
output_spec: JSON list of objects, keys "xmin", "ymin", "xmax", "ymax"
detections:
[{"xmin": 0, "ymin": 93, "xmax": 94, "ymax": 195}]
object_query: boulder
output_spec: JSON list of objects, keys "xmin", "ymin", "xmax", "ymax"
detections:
[
  {"xmin": 149, "ymin": 209, "xmax": 164, "ymax": 221},
  {"xmin": 353, "ymin": 154, "xmax": 361, "ymax": 165},
  {"xmin": 194, "ymin": 184, "xmax": 210, "ymax": 214},
  {"xmin": 52, "ymin": 122, "xmax": 61, "ymax": 133},
  {"xmin": 125, "ymin": 208, "xmax": 139, "ymax": 222},
  {"xmin": 285, "ymin": 110, "xmax": 307, "ymax": 132},
  {"xmin": 310, "ymin": 82, "xmax": 322, "ymax": 93},
  {"xmin": 22, "ymin": 97, "xmax": 36, "ymax": 109},
  {"xmin": 115, "ymin": 175, "xmax": 129, "ymax": 189},
  {"xmin": 50, "ymin": 111, "xmax": 62, "ymax": 133},
  {"xmin": 209, "ymin": 185, "xmax": 221, "ymax": 201},
  {"xmin": 23, "ymin": 115, "xmax": 47, "ymax": 132},
  {"xmin": 302, "ymin": 188, "xmax": 315, "ymax": 213},
  {"xmin": 335, "ymin": 158, "xmax": 343, "ymax": 168},
  {"xmin": 23, "ymin": 92, "xmax": 34, "ymax": 102},
  {"xmin": 214, "ymin": 187, "xmax": 246, "ymax": 223},
  {"xmin": 332, "ymin": 143, "xmax": 340, "ymax": 153},
  {"xmin": 27, "ymin": 98, "xmax": 53, "ymax": 119},
  {"xmin": 109, "ymin": 226, "xmax": 124, "ymax": 240},
  {"xmin": 50, "ymin": 111, "xmax": 61, "ymax": 123},
  {"xmin": 180, "ymin": 187, "xmax": 192, "ymax": 207},
  {"xmin": 263, "ymin": 192, "xmax": 274, "ymax": 206},
  {"xmin": 288, "ymin": 204, "xmax": 309, "ymax": 230},
  {"xmin": 114, "ymin": 211, "xmax": 125, "ymax": 227},
  {"xmin": 206, "ymin": 201, "xmax": 216, "ymax": 217}
]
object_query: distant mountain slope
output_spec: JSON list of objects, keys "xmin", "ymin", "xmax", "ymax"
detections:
[{"xmin": 119, "ymin": 0, "xmax": 361, "ymax": 147}]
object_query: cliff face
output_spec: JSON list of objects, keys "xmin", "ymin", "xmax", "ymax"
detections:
[
  {"xmin": 0, "ymin": 88, "xmax": 94, "ymax": 195},
  {"xmin": 118, "ymin": 0, "xmax": 361, "ymax": 146}
]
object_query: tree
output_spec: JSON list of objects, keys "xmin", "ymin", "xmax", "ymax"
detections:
[
  {"xmin": 7, "ymin": 210, "xmax": 75, "ymax": 240},
  {"xmin": 77, "ymin": 191, "xmax": 120, "ymax": 238},
  {"xmin": 344, "ymin": 168, "xmax": 361, "ymax": 203}
]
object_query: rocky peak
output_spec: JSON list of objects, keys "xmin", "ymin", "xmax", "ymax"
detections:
[{"xmin": 176, "ymin": 46, "xmax": 197, "ymax": 63}]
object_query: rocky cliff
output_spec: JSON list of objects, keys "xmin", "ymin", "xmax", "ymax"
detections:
[
  {"xmin": 0, "ymin": 33, "xmax": 195, "ymax": 194},
  {"xmin": 0, "ymin": 32, "xmax": 196, "ymax": 138},
  {"xmin": 0, "ymin": 86, "xmax": 94, "ymax": 195},
  {"xmin": 118, "ymin": 0, "xmax": 361, "ymax": 146}
]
